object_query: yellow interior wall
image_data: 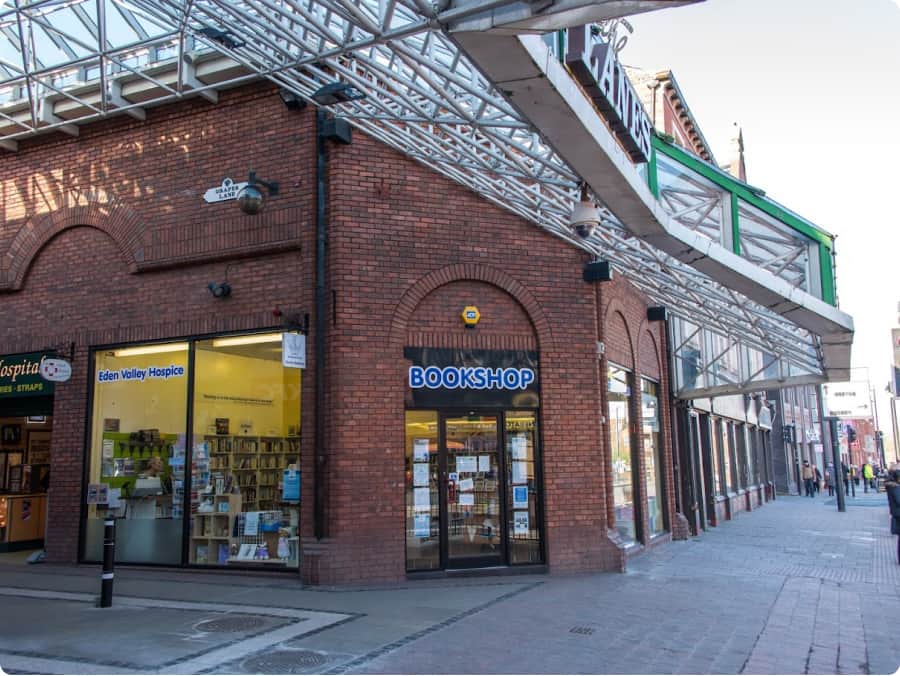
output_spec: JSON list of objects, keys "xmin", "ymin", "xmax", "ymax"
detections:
[
  {"xmin": 193, "ymin": 350, "xmax": 299, "ymax": 438},
  {"xmin": 90, "ymin": 350, "xmax": 189, "ymax": 482}
]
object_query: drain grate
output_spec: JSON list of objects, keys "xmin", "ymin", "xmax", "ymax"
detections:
[
  {"xmin": 569, "ymin": 626, "xmax": 595, "ymax": 635},
  {"xmin": 243, "ymin": 650, "xmax": 329, "ymax": 674},
  {"xmin": 195, "ymin": 615, "xmax": 271, "ymax": 633}
]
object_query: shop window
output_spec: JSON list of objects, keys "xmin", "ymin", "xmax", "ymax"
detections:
[
  {"xmin": 720, "ymin": 420, "xmax": 734, "ymax": 494},
  {"xmin": 85, "ymin": 333, "xmax": 302, "ymax": 568},
  {"xmin": 641, "ymin": 379, "xmax": 665, "ymax": 537},
  {"xmin": 709, "ymin": 417, "xmax": 723, "ymax": 497},
  {"xmin": 190, "ymin": 334, "xmax": 301, "ymax": 568},
  {"xmin": 85, "ymin": 342, "xmax": 189, "ymax": 564},
  {"xmin": 405, "ymin": 410, "xmax": 440, "ymax": 571},
  {"xmin": 608, "ymin": 365, "xmax": 637, "ymax": 544},
  {"xmin": 506, "ymin": 411, "xmax": 542, "ymax": 564}
]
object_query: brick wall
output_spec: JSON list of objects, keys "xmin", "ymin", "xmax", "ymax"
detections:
[
  {"xmin": 0, "ymin": 84, "xmax": 319, "ymax": 563},
  {"xmin": 1, "ymin": 82, "xmax": 678, "ymax": 583}
]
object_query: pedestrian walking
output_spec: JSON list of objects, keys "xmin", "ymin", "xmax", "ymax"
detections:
[
  {"xmin": 814, "ymin": 466, "xmax": 822, "ymax": 495},
  {"xmin": 841, "ymin": 462, "xmax": 856, "ymax": 498},
  {"xmin": 885, "ymin": 467, "xmax": 900, "ymax": 565},
  {"xmin": 863, "ymin": 462, "xmax": 874, "ymax": 493},
  {"xmin": 802, "ymin": 461, "xmax": 815, "ymax": 497},
  {"xmin": 825, "ymin": 464, "xmax": 835, "ymax": 497}
]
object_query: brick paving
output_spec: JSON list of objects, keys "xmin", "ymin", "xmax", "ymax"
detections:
[
  {"xmin": 0, "ymin": 494, "xmax": 898, "ymax": 675},
  {"xmin": 355, "ymin": 495, "xmax": 900, "ymax": 675}
]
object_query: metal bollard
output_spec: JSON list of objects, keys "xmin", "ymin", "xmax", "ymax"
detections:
[{"xmin": 100, "ymin": 518, "xmax": 116, "ymax": 607}]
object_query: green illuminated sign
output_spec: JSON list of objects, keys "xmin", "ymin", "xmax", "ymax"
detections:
[{"xmin": 0, "ymin": 352, "xmax": 55, "ymax": 398}]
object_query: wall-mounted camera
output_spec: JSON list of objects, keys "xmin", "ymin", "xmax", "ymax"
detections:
[{"xmin": 207, "ymin": 282, "xmax": 232, "ymax": 298}]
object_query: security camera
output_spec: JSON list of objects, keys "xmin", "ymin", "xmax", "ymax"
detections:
[
  {"xmin": 570, "ymin": 200, "xmax": 602, "ymax": 238},
  {"xmin": 208, "ymin": 282, "xmax": 232, "ymax": 298}
]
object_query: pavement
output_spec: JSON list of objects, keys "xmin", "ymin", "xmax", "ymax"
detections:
[{"xmin": 0, "ymin": 493, "xmax": 898, "ymax": 675}]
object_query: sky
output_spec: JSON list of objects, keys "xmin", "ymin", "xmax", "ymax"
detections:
[{"xmin": 620, "ymin": 0, "xmax": 900, "ymax": 454}]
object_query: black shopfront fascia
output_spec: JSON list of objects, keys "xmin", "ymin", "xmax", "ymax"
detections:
[
  {"xmin": 79, "ymin": 327, "xmax": 299, "ymax": 570},
  {"xmin": 403, "ymin": 347, "xmax": 547, "ymax": 572}
]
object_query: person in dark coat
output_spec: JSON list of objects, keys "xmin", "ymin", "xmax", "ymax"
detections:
[{"xmin": 886, "ymin": 468, "xmax": 900, "ymax": 565}]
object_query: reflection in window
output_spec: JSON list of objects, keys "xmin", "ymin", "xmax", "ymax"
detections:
[
  {"xmin": 609, "ymin": 365, "xmax": 636, "ymax": 544},
  {"xmin": 721, "ymin": 421, "xmax": 733, "ymax": 493},
  {"xmin": 642, "ymin": 379, "xmax": 665, "ymax": 536}
]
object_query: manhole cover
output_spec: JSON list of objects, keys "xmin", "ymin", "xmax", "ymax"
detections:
[
  {"xmin": 243, "ymin": 650, "xmax": 329, "ymax": 674},
  {"xmin": 569, "ymin": 626, "xmax": 595, "ymax": 635},
  {"xmin": 195, "ymin": 615, "xmax": 270, "ymax": 633}
]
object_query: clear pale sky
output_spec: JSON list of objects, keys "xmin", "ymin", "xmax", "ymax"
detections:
[{"xmin": 621, "ymin": 0, "xmax": 900, "ymax": 454}]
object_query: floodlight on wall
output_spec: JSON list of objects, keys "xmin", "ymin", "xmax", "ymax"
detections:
[
  {"xmin": 207, "ymin": 282, "xmax": 232, "ymax": 298},
  {"xmin": 196, "ymin": 26, "xmax": 245, "ymax": 49},
  {"xmin": 311, "ymin": 82, "xmax": 367, "ymax": 106},
  {"xmin": 647, "ymin": 306, "xmax": 668, "ymax": 322},
  {"xmin": 278, "ymin": 88, "xmax": 306, "ymax": 110},
  {"xmin": 569, "ymin": 183, "xmax": 603, "ymax": 238},
  {"xmin": 583, "ymin": 260, "xmax": 613, "ymax": 283},
  {"xmin": 237, "ymin": 171, "xmax": 279, "ymax": 215}
]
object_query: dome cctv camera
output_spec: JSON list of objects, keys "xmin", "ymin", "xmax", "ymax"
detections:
[
  {"xmin": 208, "ymin": 282, "xmax": 232, "ymax": 298},
  {"xmin": 570, "ymin": 200, "xmax": 602, "ymax": 238}
]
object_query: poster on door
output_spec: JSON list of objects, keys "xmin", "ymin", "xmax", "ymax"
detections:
[{"xmin": 513, "ymin": 510, "xmax": 529, "ymax": 536}]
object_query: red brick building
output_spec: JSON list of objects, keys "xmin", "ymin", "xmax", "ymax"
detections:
[{"xmin": 0, "ymin": 83, "xmax": 678, "ymax": 583}]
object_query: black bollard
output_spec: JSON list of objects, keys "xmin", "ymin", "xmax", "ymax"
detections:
[{"xmin": 100, "ymin": 518, "xmax": 116, "ymax": 607}]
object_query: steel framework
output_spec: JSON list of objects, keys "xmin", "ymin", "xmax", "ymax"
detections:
[{"xmin": 0, "ymin": 0, "xmax": 849, "ymax": 397}]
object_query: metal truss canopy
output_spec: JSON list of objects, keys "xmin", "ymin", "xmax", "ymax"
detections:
[{"xmin": 0, "ymin": 0, "xmax": 853, "ymax": 399}]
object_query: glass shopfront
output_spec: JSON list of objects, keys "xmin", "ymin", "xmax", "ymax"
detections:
[
  {"xmin": 608, "ymin": 364, "xmax": 637, "ymax": 545},
  {"xmin": 641, "ymin": 379, "xmax": 665, "ymax": 537},
  {"xmin": 404, "ymin": 347, "xmax": 543, "ymax": 572},
  {"xmin": 84, "ymin": 332, "xmax": 301, "ymax": 568}
]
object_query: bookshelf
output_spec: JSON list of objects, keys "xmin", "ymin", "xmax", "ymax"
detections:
[
  {"xmin": 190, "ymin": 493, "xmax": 241, "ymax": 565},
  {"xmin": 203, "ymin": 434, "xmax": 299, "ymax": 510}
]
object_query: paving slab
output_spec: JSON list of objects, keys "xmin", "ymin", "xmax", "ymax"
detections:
[{"xmin": 1, "ymin": 495, "xmax": 899, "ymax": 675}]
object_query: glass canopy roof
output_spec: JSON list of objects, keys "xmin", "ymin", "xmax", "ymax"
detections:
[{"xmin": 0, "ymin": 0, "xmax": 853, "ymax": 397}]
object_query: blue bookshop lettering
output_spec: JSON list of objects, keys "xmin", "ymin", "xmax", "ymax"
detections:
[{"xmin": 409, "ymin": 365, "xmax": 535, "ymax": 391}]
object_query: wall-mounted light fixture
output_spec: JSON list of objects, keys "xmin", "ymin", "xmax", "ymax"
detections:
[
  {"xmin": 196, "ymin": 26, "xmax": 245, "ymax": 49},
  {"xmin": 311, "ymin": 82, "xmax": 366, "ymax": 106},
  {"xmin": 583, "ymin": 260, "xmax": 613, "ymax": 282},
  {"xmin": 207, "ymin": 281, "xmax": 232, "ymax": 298},
  {"xmin": 647, "ymin": 306, "xmax": 668, "ymax": 322},
  {"xmin": 237, "ymin": 171, "xmax": 279, "ymax": 215},
  {"xmin": 278, "ymin": 87, "xmax": 306, "ymax": 110}
]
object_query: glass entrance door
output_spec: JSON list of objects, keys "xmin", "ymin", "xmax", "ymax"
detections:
[{"xmin": 443, "ymin": 414, "xmax": 504, "ymax": 567}]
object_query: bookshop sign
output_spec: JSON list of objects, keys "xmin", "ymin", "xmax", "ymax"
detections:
[
  {"xmin": 404, "ymin": 347, "xmax": 540, "ymax": 408},
  {"xmin": 0, "ymin": 351, "xmax": 55, "ymax": 398}
]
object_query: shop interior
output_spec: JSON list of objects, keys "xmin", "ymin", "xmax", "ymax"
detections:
[
  {"xmin": 84, "ymin": 333, "xmax": 301, "ymax": 568},
  {"xmin": 0, "ymin": 412, "xmax": 52, "ymax": 555}
]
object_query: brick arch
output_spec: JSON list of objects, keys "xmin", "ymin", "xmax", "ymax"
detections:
[
  {"xmin": 602, "ymin": 298, "xmax": 635, "ymax": 369},
  {"xmin": 637, "ymin": 321, "xmax": 663, "ymax": 381},
  {"xmin": 2, "ymin": 198, "xmax": 145, "ymax": 291},
  {"xmin": 390, "ymin": 263, "xmax": 553, "ymax": 352}
]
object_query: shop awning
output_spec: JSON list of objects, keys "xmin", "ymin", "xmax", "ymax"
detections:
[{"xmin": 0, "ymin": 0, "xmax": 853, "ymax": 398}]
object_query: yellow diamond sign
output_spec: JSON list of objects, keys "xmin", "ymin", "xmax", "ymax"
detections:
[{"xmin": 461, "ymin": 306, "xmax": 480, "ymax": 327}]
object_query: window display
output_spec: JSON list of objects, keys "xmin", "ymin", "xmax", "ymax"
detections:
[
  {"xmin": 85, "ymin": 333, "xmax": 302, "ymax": 568},
  {"xmin": 609, "ymin": 365, "xmax": 636, "ymax": 544},
  {"xmin": 85, "ymin": 342, "xmax": 188, "ymax": 564},
  {"xmin": 505, "ymin": 411, "xmax": 541, "ymax": 564},
  {"xmin": 405, "ymin": 411, "xmax": 439, "ymax": 571},
  {"xmin": 190, "ymin": 334, "xmax": 301, "ymax": 568}
]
